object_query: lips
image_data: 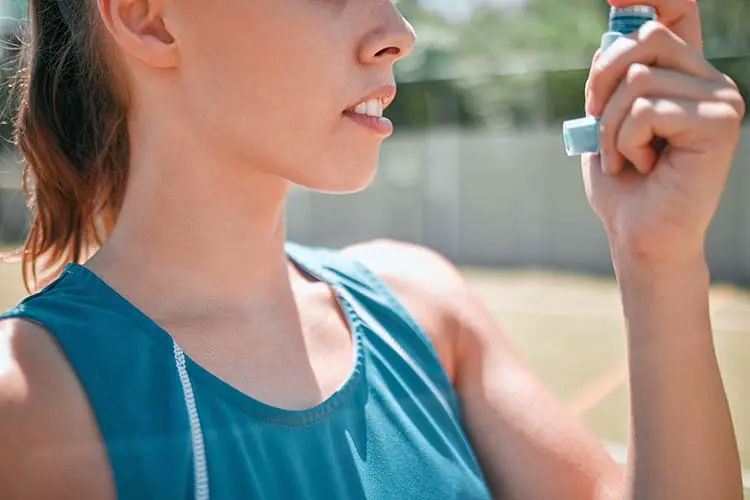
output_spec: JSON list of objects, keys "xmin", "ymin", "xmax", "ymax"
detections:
[
  {"xmin": 341, "ymin": 111, "xmax": 394, "ymax": 136},
  {"xmin": 345, "ymin": 85, "xmax": 397, "ymax": 115},
  {"xmin": 341, "ymin": 84, "xmax": 397, "ymax": 137}
]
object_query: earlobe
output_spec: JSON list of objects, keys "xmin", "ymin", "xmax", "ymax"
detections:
[{"xmin": 96, "ymin": 0, "xmax": 178, "ymax": 69}]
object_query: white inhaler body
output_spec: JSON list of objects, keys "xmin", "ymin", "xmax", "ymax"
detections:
[{"xmin": 562, "ymin": 6, "xmax": 657, "ymax": 156}]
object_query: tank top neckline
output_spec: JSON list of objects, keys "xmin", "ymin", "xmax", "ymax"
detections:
[{"xmin": 61, "ymin": 244, "xmax": 368, "ymax": 427}]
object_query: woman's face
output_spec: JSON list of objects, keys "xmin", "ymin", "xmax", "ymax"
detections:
[{"xmin": 166, "ymin": 0, "xmax": 416, "ymax": 193}]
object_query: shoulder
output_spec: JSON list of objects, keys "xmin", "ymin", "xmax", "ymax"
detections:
[
  {"xmin": 341, "ymin": 239, "xmax": 477, "ymax": 383},
  {"xmin": 341, "ymin": 239, "xmax": 468, "ymax": 291},
  {"xmin": 0, "ymin": 318, "xmax": 114, "ymax": 499}
]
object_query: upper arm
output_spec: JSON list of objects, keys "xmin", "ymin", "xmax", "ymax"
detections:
[
  {"xmin": 344, "ymin": 239, "xmax": 623, "ymax": 500},
  {"xmin": 0, "ymin": 318, "xmax": 115, "ymax": 500}
]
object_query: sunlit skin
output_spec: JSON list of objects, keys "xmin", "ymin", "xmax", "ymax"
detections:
[{"xmin": 80, "ymin": 0, "xmax": 417, "ymax": 314}]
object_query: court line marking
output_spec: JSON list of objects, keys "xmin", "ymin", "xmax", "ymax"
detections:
[{"xmin": 567, "ymin": 360, "xmax": 629, "ymax": 417}]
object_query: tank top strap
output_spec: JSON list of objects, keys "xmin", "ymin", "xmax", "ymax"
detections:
[
  {"xmin": 289, "ymin": 243, "xmax": 432, "ymax": 350},
  {"xmin": 285, "ymin": 241, "xmax": 459, "ymax": 414},
  {"xmin": 285, "ymin": 241, "xmax": 408, "ymax": 307},
  {"xmin": 284, "ymin": 241, "xmax": 342, "ymax": 285},
  {"xmin": 285, "ymin": 241, "xmax": 397, "ymax": 295},
  {"xmin": 0, "ymin": 265, "xmax": 89, "ymax": 341}
]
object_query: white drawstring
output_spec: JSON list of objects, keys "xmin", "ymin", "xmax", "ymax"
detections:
[{"xmin": 173, "ymin": 342, "xmax": 210, "ymax": 500}]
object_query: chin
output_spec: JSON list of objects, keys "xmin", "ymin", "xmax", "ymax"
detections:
[{"xmin": 295, "ymin": 152, "xmax": 380, "ymax": 195}]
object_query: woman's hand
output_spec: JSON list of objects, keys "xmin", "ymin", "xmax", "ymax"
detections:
[
  {"xmin": 582, "ymin": 0, "xmax": 745, "ymax": 268},
  {"xmin": 582, "ymin": 4, "xmax": 746, "ymax": 499}
]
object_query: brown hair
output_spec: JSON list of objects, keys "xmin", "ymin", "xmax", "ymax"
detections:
[{"xmin": 5, "ymin": 0, "xmax": 130, "ymax": 292}]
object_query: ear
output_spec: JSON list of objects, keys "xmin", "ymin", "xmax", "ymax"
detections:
[{"xmin": 96, "ymin": 0, "xmax": 178, "ymax": 69}]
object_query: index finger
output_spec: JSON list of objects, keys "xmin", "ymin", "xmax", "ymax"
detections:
[{"xmin": 609, "ymin": 0, "xmax": 703, "ymax": 51}]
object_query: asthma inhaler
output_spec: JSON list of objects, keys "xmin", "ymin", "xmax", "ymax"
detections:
[{"xmin": 562, "ymin": 5, "xmax": 657, "ymax": 156}]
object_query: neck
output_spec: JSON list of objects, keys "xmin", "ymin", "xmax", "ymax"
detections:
[{"xmin": 91, "ymin": 113, "xmax": 298, "ymax": 315}]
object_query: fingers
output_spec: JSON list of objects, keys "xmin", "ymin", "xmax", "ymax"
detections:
[
  {"xmin": 616, "ymin": 97, "xmax": 743, "ymax": 174},
  {"xmin": 616, "ymin": 98, "xmax": 675, "ymax": 174},
  {"xmin": 608, "ymin": 0, "xmax": 702, "ymax": 50},
  {"xmin": 586, "ymin": 21, "xmax": 719, "ymax": 116},
  {"xmin": 598, "ymin": 65, "xmax": 733, "ymax": 175},
  {"xmin": 581, "ymin": 2, "xmax": 743, "ymax": 181},
  {"xmin": 584, "ymin": 49, "xmax": 602, "ymax": 105}
]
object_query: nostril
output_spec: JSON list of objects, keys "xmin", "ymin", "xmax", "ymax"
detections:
[{"xmin": 375, "ymin": 46, "xmax": 400, "ymax": 58}]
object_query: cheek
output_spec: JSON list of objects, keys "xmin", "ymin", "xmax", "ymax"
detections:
[
  {"xmin": 173, "ymin": 1, "xmax": 377, "ymax": 191},
  {"xmin": 178, "ymin": 6, "xmax": 348, "ymax": 157}
]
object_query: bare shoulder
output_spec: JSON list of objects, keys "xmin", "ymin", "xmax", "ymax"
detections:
[
  {"xmin": 341, "ymin": 239, "xmax": 475, "ymax": 382},
  {"xmin": 0, "ymin": 318, "xmax": 114, "ymax": 500},
  {"xmin": 341, "ymin": 239, "xmax": 468, "ymax": 292}
]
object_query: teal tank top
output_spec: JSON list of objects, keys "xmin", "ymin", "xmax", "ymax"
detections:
[{"xmin": 0, "ymin": 242, "xmax": 491, "ymax": 499}]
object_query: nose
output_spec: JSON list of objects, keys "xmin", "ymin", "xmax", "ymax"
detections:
[{"xmin": 357, "ymin": 3, "xmax": 416, "ymax": 66}]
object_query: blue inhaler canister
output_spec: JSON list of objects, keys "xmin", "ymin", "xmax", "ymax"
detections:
[{"xmin": 562, "ymin": 5, "xmax": 657, "ymax": 156}]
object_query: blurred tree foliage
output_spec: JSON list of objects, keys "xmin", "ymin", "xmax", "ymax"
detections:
[{"xmin": 391, "ymin": 0, "xmax": 750, "ymax": 129}]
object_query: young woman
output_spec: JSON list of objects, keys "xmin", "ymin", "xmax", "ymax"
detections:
[{"xmin": 0, "ymin": 0, "xmax": 744, "ymax": 498}]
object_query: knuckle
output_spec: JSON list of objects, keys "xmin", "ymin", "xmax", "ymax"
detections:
[
  {"xmin": 625, "ymin": 63, "xmax": 651, "ymax": 90},
  {"xmin": 639, "ymin": 20, "xmax": 670, "ymax": 45},
  {"xmin": 728, "ymin": 92, "xmax": 746, "ymax": 121},
  {"xmin": 711, "ymin": 102, "xmax": 743, "ymax": 139},
  {"xmin": 727, "ymin": 96, "xmax": 746, "ymax": 124},
  {"xmin": 630, "ymin": 97, "xmax": 654, "ymax": 122},
  {"xmin": 722, "ymin": 73, "xmax": 740, "ymax": 92},
  {"xmin": 737, "ymin": 95, "xmax": 747, "ymax": 121},
  {"xmin": 717, "ymin": 75, "xmax": 745, "ymax": 118}
]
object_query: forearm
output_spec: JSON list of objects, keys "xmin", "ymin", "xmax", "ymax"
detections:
[{"xmin": 612, "ymin": 249, "xmax": 742, "ymax": 500}]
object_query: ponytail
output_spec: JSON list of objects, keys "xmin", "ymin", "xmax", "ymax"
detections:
[{"xmin": 6, "ymin": 0, "xmax": 130, "ymax": 292}]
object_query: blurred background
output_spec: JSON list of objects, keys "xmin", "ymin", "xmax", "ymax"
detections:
[{"xmin": 0, "ymin": 0, "xmax": 748, "ymax": 495}]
